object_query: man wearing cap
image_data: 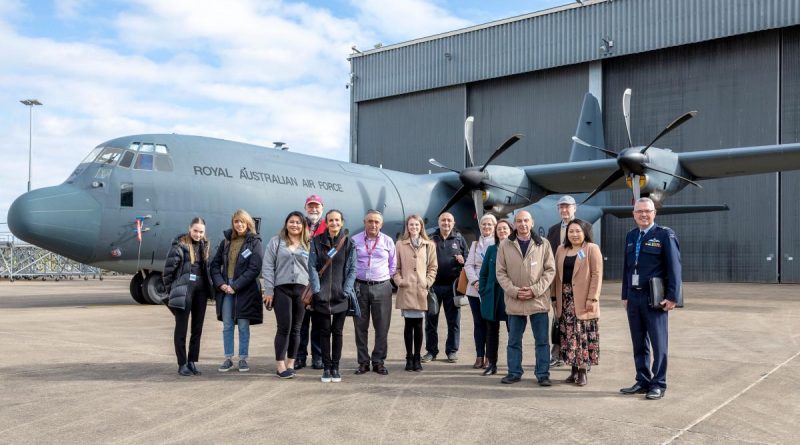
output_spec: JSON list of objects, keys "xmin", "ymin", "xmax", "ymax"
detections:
[
  {"xmin": 295, "ymin": 194, "xmax": 326, "ymax": 370},
  {"xmin": 546, "ymin": 195, "xmax": 577, "ymax": 367},
  {"xmin": 352, "ymin": 210, "xmax": 396, "ymax": 375}
]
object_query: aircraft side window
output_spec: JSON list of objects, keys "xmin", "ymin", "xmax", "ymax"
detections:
[
  {"xmin": 155, "ymin": 144, "xmax": 168, "ymax": 154},
  {"xmin": 118, "ymin": 151, "xmax": 135, "ymax": 168},
  {"xmin": 120, "ymin": 183, "xmax": 133, "ymax": 207},
  {"xmin": 134, "ymin": 153, "xmax": 154, "ymax": 170},
  {"xmin": 139, "ymin": 143, "xmax": 155, "ymax": 153},
  {"xmin": 154, "ymin": 155, "xmax": 173, "ymax": 172}
]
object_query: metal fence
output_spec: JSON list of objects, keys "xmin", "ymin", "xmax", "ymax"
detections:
[{"xmin": 0, "ymin": 224, "xmax": 103, "ymax": 281}]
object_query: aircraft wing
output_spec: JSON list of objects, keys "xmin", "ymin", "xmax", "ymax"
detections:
[
  {"xmin": 678, "ymin": 143, "xmax": 800, "ymax": 179},
  {"xmin": 523, "ymin": 159, "xmax": 620, "ymax": 193}
]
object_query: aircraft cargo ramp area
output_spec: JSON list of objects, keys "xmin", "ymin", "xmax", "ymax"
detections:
[{"xmin": 0, "ymin": 278, "xmax": 798, "ymax": 444}]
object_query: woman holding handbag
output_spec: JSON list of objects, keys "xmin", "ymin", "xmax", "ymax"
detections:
[
  {"xmin": 261, "ymin": 211, "xmax": 310, "ymax": 379},
  {"xmin": 393, "ymin": 214, "xmax": 438, "ymax": 372},
  {"xmin": 463, "ymin": 213, "xmax": 497, "ymax": 369},
  {"xmin": 307, "ymin": 209, "xmax": 356, "ymax": 383},
  {"xmin": 553, "ymin": 219, "xmax": 602, "ymax": 386},
  {"xmin": 478, "ymin": 219, "xmax": 513, "ymax": 376},
  {"xmin": 162, "ymin": 217, "xmax": 212, "ymax": 376}
]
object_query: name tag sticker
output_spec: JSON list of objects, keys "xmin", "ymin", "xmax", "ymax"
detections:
[
  {"xmin": 241, "ymin": 248, "xmax": 252, "ymax": 258},
  {"xmin": 189, "ymin": 274, "xmax": 197, "ymax": 282},
  {"xmin": 577, "ymin": 250, "xmax": 586, "ymax": 259},
  {"xmin": 301, "ymin": 251, "xmax": 309, "ymax": 258}
]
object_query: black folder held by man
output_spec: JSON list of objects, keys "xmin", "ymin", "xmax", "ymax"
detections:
[{"xmin": 649, "ymin": 277, "xmax": 684, "ymax": 309}]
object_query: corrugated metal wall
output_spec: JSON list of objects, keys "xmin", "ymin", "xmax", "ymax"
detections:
[
  {"xmin": 467, "ymin": 64, "xmax": 587, "ymax": 167},
  {"xmin": 601, "ymin": 31, "xmax": 781, "ymax": 282},
  {"xmin": 355, "ymin": 86, "xmax": 465, "ymax": 173},
  {"xmin": 780, "ymin": 27, "xmax": 800, "ymax": 283},
  {"xmin": 350, "ymin": 0, "xmax": 800, "ymax": 103}
]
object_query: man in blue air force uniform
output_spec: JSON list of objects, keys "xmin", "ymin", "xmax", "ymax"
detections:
[{"xmin": 620, "ymin": 197, "xmax": 681, "ymax": 401}]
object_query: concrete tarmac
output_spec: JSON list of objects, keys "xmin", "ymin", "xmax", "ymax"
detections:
[{"xmin": 0, "ymin": 277, "xmax": 798, "ymax": 444}]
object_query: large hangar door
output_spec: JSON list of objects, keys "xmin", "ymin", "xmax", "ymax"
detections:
[
  {"xmin": 780, "ymin": 28, "xmax": 800, "ymax": 283},
  {"xmin": 602, "ymin": 31, "xmax": 781, "ymax": 283},
  {"xmin": 356, "ymin": 86, "xmax": 465, "ymax": 173}
]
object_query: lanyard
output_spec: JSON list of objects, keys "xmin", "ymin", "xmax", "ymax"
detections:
[
  {"xmin": 364, "ymin": 234, "xmax": 380, "ymax": 268},
  {"xmin": 634, "ymin": 230, "xmax": 646, "ymax": 267}
]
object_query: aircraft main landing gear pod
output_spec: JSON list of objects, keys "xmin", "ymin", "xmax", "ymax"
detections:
[
  {"xmin": 129, "ymin": 273, "xmax": 147, "ymax": 304},
  {"xmin": 142, "ymin": 271, "xmax": 168, "ymax": 305}
]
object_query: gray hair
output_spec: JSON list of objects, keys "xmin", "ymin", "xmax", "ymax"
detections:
[
  {"xmin": 635, "ymin": 197, "xmax": 655, "ymax": 207},
  {"xmin": 478, "ymin": 214, "xmax": 497, "ymax": 226}
]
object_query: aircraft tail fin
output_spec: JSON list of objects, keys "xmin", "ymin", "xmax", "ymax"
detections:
[
  {"xmin": 601, "ymin": 204, "xmax": 729, "ymax": 218},
  {"xmin": 569, "ymin": 93, "xmax": 606, "ymax": 162}
]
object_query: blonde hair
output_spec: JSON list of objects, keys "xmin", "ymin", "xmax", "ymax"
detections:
[
  {"xmin": 179, "ymin": 217, "xmax": 209, "ymax": 264},
  {"xmin": 400, "ymin": 214, "xmax": 430, "ymax": 241},
  {"xmin": 231, "ymin": 209, "xmax": 257, "ymax": 238}
]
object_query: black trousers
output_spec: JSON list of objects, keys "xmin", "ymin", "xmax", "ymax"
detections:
[
  {"xmin": 273, "ymin": 284, "xmax": 306, "ymax": 361},
  {"xmin": 313, "ymin": 311, "xmax": 347, "ymax": 369},
  {"xmin": 484, "ymin": 319, "xmax": 508, "ymax": 365},
  {"xmin": 170, "ymin": 285, "xmax": 208, "ymax": 366},
  {"xmin": 297, "ymin": 309, "xmax": 322, "ymax": 362}
]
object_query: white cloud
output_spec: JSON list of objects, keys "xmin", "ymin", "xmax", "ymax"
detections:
[{"xmin": 351, "ymin": 0, "xmax": 472, "ymax": 43}]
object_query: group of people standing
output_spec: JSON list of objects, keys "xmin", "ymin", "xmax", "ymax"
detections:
[{"xmin": 161, "ymin": 193, "xmax": 681, "ymax": 400}]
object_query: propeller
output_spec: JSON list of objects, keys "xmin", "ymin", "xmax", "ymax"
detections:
[
  {"xmin": 578, "ymin": 89, "xmax": 700, "ymax": 204},
  {"xmin": 429, "ymin": 116, "xmax": 527, "ymax": 217}
]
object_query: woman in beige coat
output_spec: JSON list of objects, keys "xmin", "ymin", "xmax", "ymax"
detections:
[
  {"xmin": 553, "ymin": 219, "xmax": 602, "ymax": 387},
  {"xmin": 393, "ymin": 214, "xmax": 438, "ymax": 372}
]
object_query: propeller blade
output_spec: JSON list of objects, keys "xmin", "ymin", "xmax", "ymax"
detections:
[
  {"xmin": 472, "ymin": 189, "xmax": 484, "ymax": 219},
  {"xmin": 580, "ymin": 169, "xmax": 625, "ymax": 204},
  {"xmin": 643, "ymin": 164, "xmax": 703, "ymax": 188},
  {"xmin": 428, "ymin": 158, "xmax": 460, "ymax": 173},
  {"xmin": 641, "ymin": 111, "xmax": 698, "ymax": 153},
  {"xmin": 571, "ymin": 136, "xmax": 619, "ymax": 158},
  {"xmin": 623, "ymin": 88, "xmax": 633, "ymax": 148},
  {"xmin": 483, "ymin": 180, "xmax": 531, "ymax": 203},
  {"xmin": 464, "ymin": 116, "xmax": 475, "ymax": 168},
  {"xmin": 632, "ymin": 174, "xmax": 641, "ymax": 201},
  {"xmin": 480, "ymin": 134, "xmax": 523, "ymax": 171},
  {"xmin": 438, "ymin": 186, "xmax": 470, "ymax": 216}
]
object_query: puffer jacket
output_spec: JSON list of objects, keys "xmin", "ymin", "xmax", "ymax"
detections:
[
  {"xmin": 308, "ymin": 230, "xmax": 356, "ymax": 315},
  {"xmin": 162, "ymin": 234, "xmax": 211, "ymax": 310},
  {"xmin": 495, "ymin": 234, "xmax": 556, "ymax": 316},
  {"xmin": 210, "ymin": 229, "xmax": 264, "ymax": 324},
  {"xmin": 393, "ymin": 238, "xmax": 438, "ymax": 311}
]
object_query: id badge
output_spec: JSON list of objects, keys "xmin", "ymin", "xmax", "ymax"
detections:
[
  {"xmin": 241, "ymin": 248, "xmax": 252, "ymax": 258},
  {"xmin": 327, "ymin": 248, "xmax": 338, "ymax": 258},
  {"xmin": 189, "ymin": 273, "xmax": 197, "ymax": 282},
  {"xmin": 577, "ymin": 249, "xmax": 586, "ymax": 260},
  {"xmin": 631, "ymin": 273, "xmax": 639, "ymax": 287}
]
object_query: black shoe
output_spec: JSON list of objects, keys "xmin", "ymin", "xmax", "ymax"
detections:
[
  {"xmin": 405, "ymin": 355, "xmax": 413, "ymax": 372},
  {"xmin": 294, "ymin": 359, "xmax": 306, "ymax": 370},
  {"xmin": 321, "ymin": 368, "xmax": 332, "ymax": 383},
  {"xmin": 277, "ymin": 369, "xmax": 295, "ymax": 379},
  {"xmin": 355, "ymin": 363, "xmax": 370, "ymax": 375},
  {"xmin": 501, "ymin": 374, "xmax": 521, "ymax": 384},
  {"xmin": 312, "ymin": 358, "xmax": 324, "ymax": 370},
  {"xmin": 331, "ymin": 368, "xmax": 342, "ymax": 383},
  {"xmin": 373, "ymin": 363, "xmax": 388, "ymax": 375},
  {"xmin": 178, "ymin": 364, "xmax": 193, "ymax": 376},
  {"xmin": 482, "ymin": 363, "xmax": 497, "ymax": 376},
  {"xmin": 620, "ymin": 383, "xmax": 649, "ymax": 394},
  {"xmin": 538, "ymin": 378, "xmax": 552, "ymax": 387},
  {"xmin": 413, "ymin": 354, "xmax": 423, "ymax": 372},
  {"xmin": 187, "ymin": 362, "xmax": 202, "ymax": 376},
  {"xmin": 646, "ymin": 387, "xmax": 666, "ymax": 400}
]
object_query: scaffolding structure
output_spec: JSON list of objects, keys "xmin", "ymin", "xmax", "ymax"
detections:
[{"xmin": 0, "ymin": 225, "xmax": 103, "ymax": 281}]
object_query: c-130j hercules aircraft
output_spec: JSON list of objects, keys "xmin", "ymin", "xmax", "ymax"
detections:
[{"xmin": 8, "ymin": 90, "xmax": 800, "ymax": 304}]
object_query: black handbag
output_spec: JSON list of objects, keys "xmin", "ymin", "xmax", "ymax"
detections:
[{"xmin": 427, "ymin": 288, "xmax": 439, "ymax": 316}]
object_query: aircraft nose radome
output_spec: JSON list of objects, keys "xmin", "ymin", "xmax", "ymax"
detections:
[{"xmin": 7, "ymin": 186, "xmax": 101, "ymax": 264}]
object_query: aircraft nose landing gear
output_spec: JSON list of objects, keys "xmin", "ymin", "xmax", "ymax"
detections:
[{"xmin": 129, "ymin": 271, "xmax": 167, "ymax": 305}]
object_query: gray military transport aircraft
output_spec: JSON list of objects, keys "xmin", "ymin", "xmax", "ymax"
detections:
[{"xmin": 8, "ymin": 90, "xmax": 800, "ymax": 304}]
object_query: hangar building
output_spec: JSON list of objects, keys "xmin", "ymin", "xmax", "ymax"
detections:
[{"xmin": 348, "ymin": 0, "xmax": 800, "ymax": 283}]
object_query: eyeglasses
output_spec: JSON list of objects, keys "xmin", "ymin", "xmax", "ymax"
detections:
[{"xmin": 633, "ymin": 210, "xmax": 655, "ymax": 215}]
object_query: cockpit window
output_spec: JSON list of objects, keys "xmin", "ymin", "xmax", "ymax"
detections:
[
  {"xmin": 80, "ymin": 147, "xmax": 104, "ymax": 164},
  {"xmin": 155, "ymin": 144, "xmax": 168, "ymax": 154},
  {"xmin": 95, "ymin": 148, "xmax": 123, "ymax": 165},
  {"xmin": 118, "ymin": 151, "xmax": 135, "ymax": 168},
  {"xmin": 128, "ymin": 142, "xmax": 140, "ymax": 151},
  {"xmin": 134, "ymin": 153, "xmax": 154, "ymax": 170},
  {"xmin": 139, "ymin": 143, "xmax": 155, "ymax": 153}
]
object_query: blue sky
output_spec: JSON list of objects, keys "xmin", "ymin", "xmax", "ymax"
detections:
[{"xmin": 0, "ymin": 0, "xmax": 569, "ymax": 223}]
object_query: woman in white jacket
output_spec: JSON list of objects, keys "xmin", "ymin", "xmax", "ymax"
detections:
[{"xmin": 463, "ymin": 214, "xmax": 497, "ymax": 369}]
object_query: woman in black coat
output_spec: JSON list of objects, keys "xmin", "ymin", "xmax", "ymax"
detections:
[
  {"xmin": 162, "ymin": 217, "xmax": 212, "ymax": 376},
  {"xmin": 210, "ymin": 209, "xmax": 264, "ymax": 373},
  {"xmin": 307, "ymin": 209, "xmax": 356, "ymax": 383}
]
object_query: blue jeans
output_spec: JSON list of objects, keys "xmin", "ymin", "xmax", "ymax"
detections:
[
  {"xmin": 221, "ymin": 294, "xmax": 250, "ymax": 359},
  {"xmin": 507, "ymin": 313, "xmax": 550, "ymax": 380}
]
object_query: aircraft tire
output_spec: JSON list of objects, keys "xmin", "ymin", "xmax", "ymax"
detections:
[
  {"xmin": 142, "ymin": 272, "xmax": 168, "ymax": 305},
  {"xmin": 129, "ymin": 274, "xmax": 147, "ymax": 304}
]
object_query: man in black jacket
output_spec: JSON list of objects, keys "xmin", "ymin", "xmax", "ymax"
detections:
[
  {"xmin": 422, "ymin": 212, "xmax": 469, "ymax": 363},
  {"xmin": 545, "ymin": 195, "xmax": 576, "ymax": 367}
]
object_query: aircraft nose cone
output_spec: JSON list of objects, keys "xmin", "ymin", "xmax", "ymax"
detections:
[{"xmin": 7, "ymin": 186, "xmax": 101, "ymax": 264}]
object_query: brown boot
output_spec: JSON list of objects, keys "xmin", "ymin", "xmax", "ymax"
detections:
[
  {"xmin": 565, "ymin": 366, "xmax": 578, "ymax": 383},
  {"xmin": 473, "ymin": 357, "xmax": 484, "ymax": 369},
  {"xmin": 576, "ymin": 368, "xmax": 588, "ymax": 386}
]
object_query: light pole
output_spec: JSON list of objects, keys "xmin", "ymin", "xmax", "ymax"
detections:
[{"xmin": 20, "ymin": 99, "xmax": 43, "ymax": 192}]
